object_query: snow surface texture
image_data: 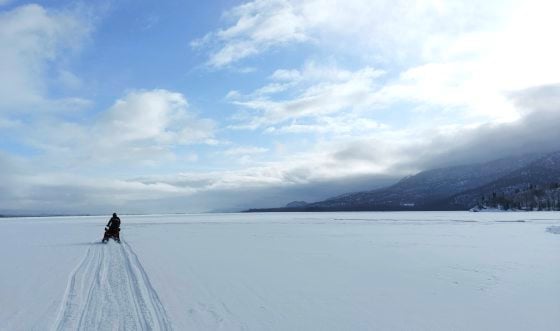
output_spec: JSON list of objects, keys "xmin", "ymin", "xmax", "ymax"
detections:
[
  {"xmin": 0, "ymin": 212, "xmax": 559, "ymax": 330},
  {"xmin": 54, "ymin": 241, "xmax": 171, "ymax": 330}
]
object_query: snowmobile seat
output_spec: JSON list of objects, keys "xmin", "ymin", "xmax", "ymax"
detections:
[{"xmin": 102, "ymin": 227, "xmax": 120, "ymax": 243}]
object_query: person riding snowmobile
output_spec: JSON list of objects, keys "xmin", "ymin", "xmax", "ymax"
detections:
[
  {"xmin": 102, "ymin": 213, "xmax": 121, "ymax": 243},
  {"xmin": 107, "ymin": 213, "xmax": 121, "ymax": 230}
]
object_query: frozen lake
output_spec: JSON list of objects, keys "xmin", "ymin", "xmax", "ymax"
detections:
[{"xmin": 1, "ymin": 212, "xmax": 559, "ymax": 330}]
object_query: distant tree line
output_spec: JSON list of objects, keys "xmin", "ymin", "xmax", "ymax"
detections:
[{"xmin": 476, "ymin": 183, "xmax": 560, "ymax": 211}]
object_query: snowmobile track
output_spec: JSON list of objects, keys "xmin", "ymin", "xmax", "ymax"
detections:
[{"xmin": 53, "ymin": 240, "xmax": 172, "ymax": 330}]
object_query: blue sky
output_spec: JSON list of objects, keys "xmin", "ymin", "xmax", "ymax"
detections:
[{"xmin": 1, "ymin": 0, "xmax": 560, "ymax": 214}]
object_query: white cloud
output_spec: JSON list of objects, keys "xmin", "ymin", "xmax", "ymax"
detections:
[
  {"xmin": 370, "ymin": 0, "xmax": 560, "ymax": 124},
  {"xmin": 198, "ymin": 0, "xmax": 560, "ymax": 124},
  {"xmin": 18, "ymin": 89, "xmax": 217, "ymax": 168},
  {"xmin": 57, "ymin": 69, "xmax": 83, "ymax": 90},
  {"xmin": 193, "ymin": 0, "xmax": 514, "ymax": 67},
  {"xmin": 0, "ymin": 4, "xmax": 91, "ymax": 112},
  {"xmin": 270, "ymin": 69, "xmax": 301, "ymax": 81},
  {"xmin": 265, "ymin": 115, "xmax": 386, "ymax": 135},
  {"xmin": 225, "ymin": 0, "xmax": 560, "ymax": 131},
  {"xmin": 231, "ymin": 64, "xmax": 384, "ymax": 128},
  {"xmin": 193, "ymin": 0, "xmax": 308, "ymax": 67},
  {"xmin": 97, "ymin": 90, "xmax": 214, "ymax": 145},
  {"xmin": 224, "ymin": 146, "xmax": 269, "ymax": 156},
  {"xmin": 88, "ymin": 90, "xmax": 217, "ymax": 165}
]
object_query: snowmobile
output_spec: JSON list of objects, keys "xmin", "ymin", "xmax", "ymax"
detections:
[{"xmin": 102, "ymin": 226, "xmax": 121, "ymax": 243}]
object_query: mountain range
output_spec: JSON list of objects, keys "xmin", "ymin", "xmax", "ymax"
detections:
[{"xmin": 246, "ymin": 151, "xmax": 560, "ymax": 212}]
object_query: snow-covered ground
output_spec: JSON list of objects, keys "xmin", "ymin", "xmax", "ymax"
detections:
[{"xmin": 1, "ymin": 212, "xmax": 559, "ymax": 330}]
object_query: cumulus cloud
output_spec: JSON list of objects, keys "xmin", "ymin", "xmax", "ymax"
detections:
[
  {"xmin": 24, "ymin": 89, "xmax": 218, "ymax": 167},
  {"xmin": 96, "ymin": 90, "xmax": 216, "ymax": 146}
]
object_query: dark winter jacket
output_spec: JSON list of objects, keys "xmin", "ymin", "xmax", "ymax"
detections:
[{"xmin": 107, "ymin": 216, "xmax": 121, "ymax": 230}]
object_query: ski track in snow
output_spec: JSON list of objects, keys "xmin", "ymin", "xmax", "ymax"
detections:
[{"xmin": 53, "ymin": 240, "xmax": 172, "ymax": 331}]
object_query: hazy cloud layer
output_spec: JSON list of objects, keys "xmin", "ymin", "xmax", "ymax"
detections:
[
  {"xmin": 3, "ymin": 84, "xmax": 558, "ymax": 214},
  {"xmin": 330, "ymin": 110, "xmax": 560, "ymax": 175}
]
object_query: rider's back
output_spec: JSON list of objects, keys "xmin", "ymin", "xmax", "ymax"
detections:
[{"xmin": 108, "ymin": 216, "xmax": 121, "ymax": 229}]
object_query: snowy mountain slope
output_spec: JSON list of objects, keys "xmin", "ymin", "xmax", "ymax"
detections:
[
  {"xmin": 252, "ymin": 153, "xmax": 544, "ymax": 211},
  {"xmin": 1, "ymin": 213, "xmax": 560, "ymax": 330},
  {"xmin": 448, "ymin": 151, "xmax": 560, "ymax": 209}
]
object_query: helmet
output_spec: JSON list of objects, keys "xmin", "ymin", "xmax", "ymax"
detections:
[{"xmin": 113, "ymin": 212, "xmax": 117, "ymax": 217}]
